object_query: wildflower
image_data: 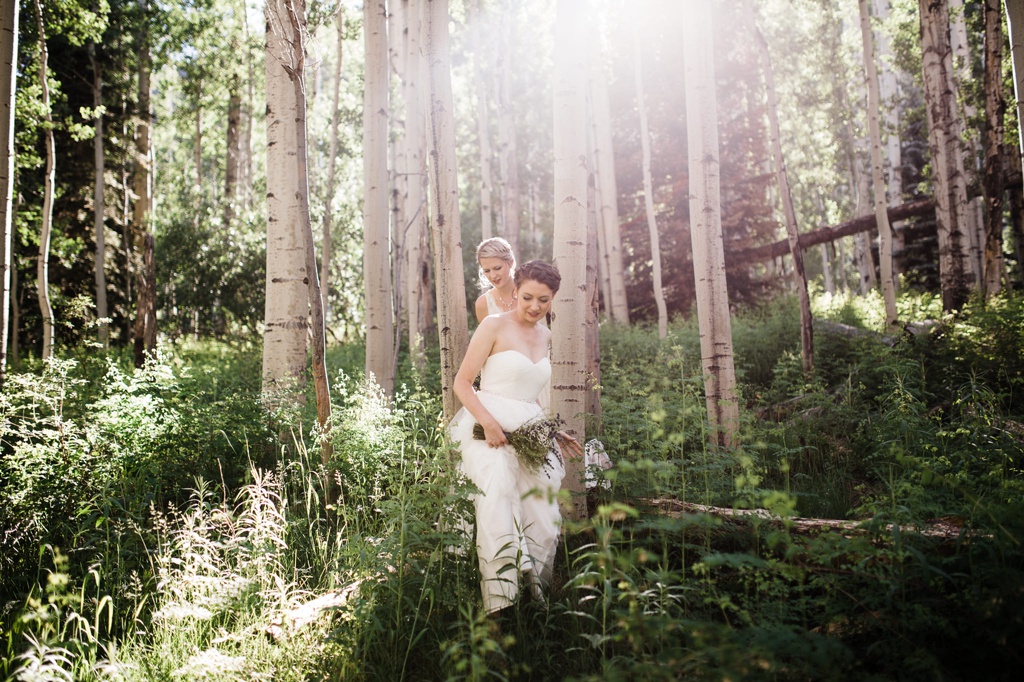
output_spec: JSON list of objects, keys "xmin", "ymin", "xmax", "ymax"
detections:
[{"xmin": 472, "ymin": 415, "xmax": 564, "ymax": 473}]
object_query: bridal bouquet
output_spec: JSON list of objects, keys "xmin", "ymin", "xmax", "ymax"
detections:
[{"xmin": 472, "ymin": 415, "xmax": 564, "ymax": 473}]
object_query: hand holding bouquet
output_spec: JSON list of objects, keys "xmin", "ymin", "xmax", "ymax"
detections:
[{"xmin": 472, "ymin": 415, "xmax": 564, "ymax": 473}]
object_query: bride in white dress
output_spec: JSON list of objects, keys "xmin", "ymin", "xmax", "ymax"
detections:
[{"xmin": 450, "ymin": 260, "xmax": 579, "ymax": 614}]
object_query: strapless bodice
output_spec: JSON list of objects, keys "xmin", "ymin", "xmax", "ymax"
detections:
[{"xmin": 479, "ymin": 350, "xmax": 550, "ymax": 403}]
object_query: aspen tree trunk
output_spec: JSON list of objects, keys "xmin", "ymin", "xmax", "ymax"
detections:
[
  {"xmin": 551, "ymin": 0, "xmax": 589, "ymax": 518},
  {"xmin": 263, "ymin": 0, "xmax": 310, "ymax": 399},
  {"xmin": 919, "ymin": 0, "xmax": 971, "ymax": 311},
  {"xmin": 1, "ymin": 0, "xmax": 17, "ymax": 382},
  {"xmin": 496, "ymin": 0, "xmax": 521, "ymax": 256},
  {"xmin": 683, "ymin": 0, "xmax": 738, "ymax": 449},
  {"xmin": 858, "ymin": 0, "xmax": 899, "ymax": 330},
  {"xmin": 821, "ymin": 243, "xmax": 834, "ymax": 294},
  {"xmin": 634, "ymin": 31, "xmax": 667, "ymax": 339},
  {"xmin": 241, "ymin": 0, "xmax": 255, "ymax": 213},
  {"xmin": 33, "ymin": 0, "xmax": 54, "ymax": 360},
  {"xmin": 589, "ymin": 56, "xmax": 630, "ymax": 324},
  {"xmin": 426, "ymin": 0, "xmax": 469, "ymax": 420},
  {"xmin": 194, "ymin": 83, "xmax": 203, "ymax": 189},
  {"xmin": 468, "ymin": 0, "xmax": 494, "ymax": 240},
  {"xmin": 749, "ymin": 5, "xmax": 814, "ymax": 371},
  {"xmin": 388, "ymin": 1, "xmax": 406, "ymax": 365},
  {"xmin": 321, "ymin": 8, "xmax": 343, "ymax": 316},
  {"xmin": 88, "ymin": 43, "xmax": 109, "ymax": 348},
  {"xmin": 282, "ymin": 0, "xmax": 332, "ymax": 457},
  {"xmin": 982, "ymin": 0, "xmax": 1005, "ymax": 298},
  {"xmin": 585, "ymin": 171, "xmax": 601, "ymax": 434},
  {"xmin": 949, "ymin": 0, "xmax": 984, "ymax": 287},
  {"xmin": 873, "ymin": 0, "xmax": 905, "ymax": 276},
  {"xmin": 403, "ymin": 0, "xmax": 429, "ymax": 372},
  {"xmin": 589, "ymin": 123, "xmax": 612, "ymax": 314},
  {"xmin": 133, "ymin": 0, "xmax": 156, "ymax": 367},
  {"xmin": 224, "ymin": 73, "xmax": 241, "ymax": 228},
  {"xmin": 854, "ymin": 151, "xmax": 878, "ymax": 292},
  {"xmin": 1007, "ymin": 0, "xmax": 1024, "ymax": 187},
  {"xmin": 364, "ymin": 0, "xmax": 395, "ymax": 396}
]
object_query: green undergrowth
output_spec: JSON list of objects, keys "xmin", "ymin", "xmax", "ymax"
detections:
[{"xmin": 1, "ymin": 291, "xmax": 1023, "ymax": 680}]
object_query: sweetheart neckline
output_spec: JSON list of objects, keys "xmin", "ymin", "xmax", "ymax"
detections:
[{"xmin": 489, "ymin": 349, "xmax": 550, "ymax": 365}]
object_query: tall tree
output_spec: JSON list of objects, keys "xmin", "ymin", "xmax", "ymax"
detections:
[
  {"xmin": 88, "ymin": 42, "xmax": 109, "ymax": 348},
  {"xmin": 133, "ymin": 0, "xmax": 156, "ymax": 367},
  {"xmin": 1007, "ymin": 0, "xmax": 1024, "ymax": 186},
  {"xmin": 495, "ymin": 0, "xmax": 521, "ymax": 256},
  {"xmin": 633, "ymin": 29, "xmax": 667, "ymax": 339},
  {"xmin": 262, "ymin": 0, "xmax": 311, "ymax": 399},
  {"xmin": 873, "ymin": 0, "xmax": 905, "ymax": 276},
  {"xmin": 0, "ymin": 0, "xmax": 16, "ymax": 382},
  {"xmin": 321, "ymin": 8, "xmax": 344, "ymax": 317},
  {"xmin": 426, "ymin": 0, "xmax": 469, "ymax": 420},
  {"xmin": 683, "ymin": 0, "xmax": 738, "ymax": 448},
  {"xmin": 364, "ymin": 0, "xmax": 395, "ymax": 396},
  {"xmin": 402, "ymin": 0, "xmax": 429, "ymax": 371},
  {"xmin": 589, "ymin": 55, "xmax": 629, "ymax": 324},
  {"xmin": 749, "ymin": 3, "xmax": 814, "ymax": 371},
  {"xmin": 919, "ymin": 0, "xmax": 971, "ymax": 311},
  {"xmin": 34, "ymin": 0, "xmax": 55, "ymax": 360},
  {"xmin": 858, "ymin": 0, "xmax": 898, "ymax": 330},
  {"xmin": 552, "ymin": 0, "xmax": 589, "ymax": 517},
  {"xmin": 468, "ymin": 0, "xmax": 494, "ymax": 241},
  {"xmin": 982, "ymin": 0, "xmax": 1005, "ymax": 298}
]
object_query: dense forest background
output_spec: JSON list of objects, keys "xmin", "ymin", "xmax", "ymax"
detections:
[{"xmin": 2, "ymin": 0, "xmax": 1024, "ymax": 680}]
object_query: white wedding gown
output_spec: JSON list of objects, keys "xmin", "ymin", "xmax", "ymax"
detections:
[{"xmin": 449, "ymin": 349, "xmax": 565, "ymax": 613}]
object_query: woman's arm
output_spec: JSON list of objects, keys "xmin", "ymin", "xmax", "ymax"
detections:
[
  {"xmin": 453, "ymin": 317, "xmax": 507, "ymax": 447},
  {"xmin": 474, "ymin": 293, "xmax": 489, "ymax": 324}
]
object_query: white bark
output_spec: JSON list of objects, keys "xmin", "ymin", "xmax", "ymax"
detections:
[
  {"xmin": 496, "ymin": 0, "xmax": 520, "ymax": 256},
  {"xmin": 468, "ymin": 0, "xmax": 494, "ymax": 240},
  {"xmin": 682, "ymin": 0, "xmax": 738, "ymax": 448},
  {"xmin": 402, "ymin": 0, "xmax": 429, "ymax": 371},
  {"xmin": 982, "ymin": 0, "xmax": 1005, "ymax": 298},
  {"xmin": 920, "ymin": 0, "xmax": 971, "ymax": 311},
  {"xmin": 364, "ymin": 0, "xmax": 395, "ymax": 396},
  {"xmin": 1007, "ymin": 0, "xmax": 1024, "ymax": 186},
  {"xmin": 88, "ymin": 43, "xmax": 109, "ymax": 348},
  {"xmin": 1, "ymin": 0, "xmax": 18, "ymax": 379},
  {"xmin": 321, "ymin": 8, "xmax": 343, "ymax": 317},
  {"xmin": 426, "ymin": 0, "xmax": 469, "ymax": 420},
  {"xmin": 634, "ymin": 32, "xmax": 667, "ymax": 339},
  {"xmin": 552, "ymin": 0, "xmax": 589, "ymax": 517},
  {"xmin": 34, "ymin": 0, "xmax": 54, "ymax": 360},
  {"xmin": 263, "ymin": 0, "xmax": 310, "ymax": 397},
  {"xmin": 949, "ymin": 0, "xmax": 984, "ymax": 286},
  {"xmin": 589, "ymin": 57, "xmax": 630, "ymax": 324},
  {"xmin": 873, "ymin": 0, "xmax": 905, "ymax": 275},
  {"xmin": 859, "ymin": 0, "xmax": 899, "ymax": 330}
]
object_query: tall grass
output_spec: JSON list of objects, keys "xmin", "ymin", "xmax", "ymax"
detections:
[{"xmin": 2, "ymin": 291, "xmax": 1023, "ymax": 680}]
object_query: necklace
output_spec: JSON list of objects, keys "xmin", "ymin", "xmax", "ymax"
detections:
[{"xmin": 493, "ymin": 289, "xmax": 516, "ymax": 311}]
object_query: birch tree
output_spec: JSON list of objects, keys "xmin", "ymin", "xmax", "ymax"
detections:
[
  {"xmin": 982, "ymin": 0, "xmax": 1005, "ymax": 298},
  {"xmin": 364, "ymin": 0, "xmax": 395, "ymax": 396},
  {"xmin": 1007, "ymin": 0, "xmax": 1024, "ymax": 185},
  {"xmin": 34, "ymin": 0, "xmax": 55, "ymax": 360},
  {"xmin": 402, "ymin": 0, "xmax": 429, "ymax": 371},
  {"xmin": 873, "ymin": 0, "xmax": 905, "ymax": 275},
  {"xmin": 320, "ymin": 8, "xmax": 344, "ymax": 315},
  {"xmin": 634, "ymin": 30, "xmax": 667, "ymax": 339},
  {"xmin": 426, "ymin": 0, "xmax": 469, "ymax": 420},
  {"xmin": 919, "ymin": 0, "xmax": 971, "ymax": 311},
  {"xmin": 749, "ymin": 3, "xmax": 814, "ymax": 372},
  {"xmin": 468, "ymin": 0, "xmax": 494, "ymax": 240},
  {"xmin": 496, "ymin": 0, "xmax": 521, "ymax": 256},
  {"xmin": 858, "ymin": 0, "xmax": 898, "ymax": 330},
  {"xmin": 683, "ymin": 0, "xmax": 738, "ymax": 448},
  {"xmin": 262, "ymin": 0, "xmax": 310, "ymax": 398},
  {"xmin": 552, "ymin": 0, "xmax": 589, "ymax": 517},
  {"xmin": 589, "ymin": 56, "xmax": 629, "ymax": 324},
  {"xmin": 88, "ymin": 43, "xmax": 108, "ymax": 348},
  {"xmin": 0, "ymin": 0, "xmax": 17, "ymax": 382},
  {"xmin": 133, "ymin": 0, "xmax": 156, "ymax": 367}
]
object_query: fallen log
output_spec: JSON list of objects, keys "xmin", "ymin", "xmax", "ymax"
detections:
[
  {"xmin": 640, "ymin": 498, "xmax": 975, "ymax": 541},
  {"xmin": 726, "ymin": 198, "xmax": 935, "ymax": 266},
  {"xmin": 265, "ymin": 580, "xmax": 363, "ymax": 641}
]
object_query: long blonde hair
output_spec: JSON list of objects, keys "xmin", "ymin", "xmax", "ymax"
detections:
[{"xmin": 475, "ymin": 237, "xmax": 516, "ymax": 290}]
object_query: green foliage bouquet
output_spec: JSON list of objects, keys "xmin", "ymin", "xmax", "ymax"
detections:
[{"xmin": 472, "ymin": 415, "xmax": 564, "ymax": 473}]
